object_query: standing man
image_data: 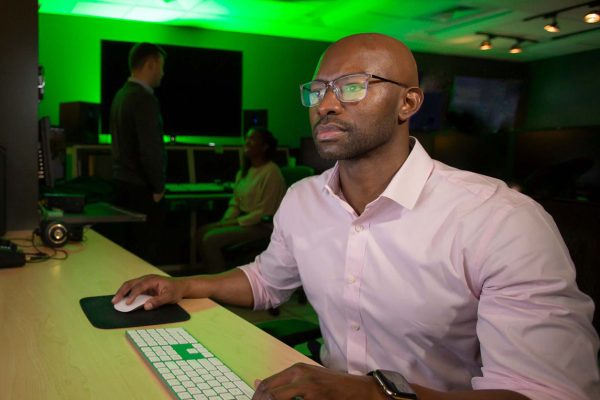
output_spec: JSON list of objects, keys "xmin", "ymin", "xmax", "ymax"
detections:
[
  {"xmin": 114, "ymin": 34, "xmax": 599, "ymax": 399},
  {"xmin": 110, "ymin": 42, "xmax": 167, "ymax": 264}
]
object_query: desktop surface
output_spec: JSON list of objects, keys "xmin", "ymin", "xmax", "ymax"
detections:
[{"xmin": 0, "ymin": 230, "xmax": 315, "ymax": 399}]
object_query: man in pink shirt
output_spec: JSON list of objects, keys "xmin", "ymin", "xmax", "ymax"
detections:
[{"xmin": 114, "ymin": 33, "xmax": 599, "ymax": 400}]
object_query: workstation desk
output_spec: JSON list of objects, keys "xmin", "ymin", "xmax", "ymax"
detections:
[{"xmin": 0, "ymin": 230, "xmax": 314, "ymax": 399}]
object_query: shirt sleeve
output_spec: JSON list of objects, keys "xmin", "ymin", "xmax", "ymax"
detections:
[
  {"xmin": 134, "ymin": 94, "xmax": 165, "ymax": 194},
  {"xmin": 238, "ymin": 190, "xmax": 303, "ymax": 310},
  {"xmin": 468, "ymin": 200, "xmax": 600, "ymax": 400},
  {"xmin": 237, "ymin": 165, "xmax": 286, "ymax": 226}
]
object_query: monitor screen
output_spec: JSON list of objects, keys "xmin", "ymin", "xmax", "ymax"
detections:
[
  {"xmin": 194, "ymin": 148, "xmax": 241, "ymax": 183},
  {"xmin": 448, "ymin": 76, "xmax": 521, "ymax": 134},
  {"xmin": 166, "ymin": 148, "xmax": 190, "ymax": 183},
  {"xmin": 101, "ymin": 40, "xmax": 243, "ymax": 137}
]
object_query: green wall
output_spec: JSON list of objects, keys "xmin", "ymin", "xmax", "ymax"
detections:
[
  {"xmin": 38, "ymin": 13, "xmax": 330, "ymax": 147},
  {"xmin": 525, "ymin": 48, "xmax": 600, "ymax": 130}
]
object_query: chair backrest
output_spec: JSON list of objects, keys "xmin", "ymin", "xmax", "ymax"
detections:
[{"xmin": 280, "ymin": 165, "xmax": 315, "ymax": 187}]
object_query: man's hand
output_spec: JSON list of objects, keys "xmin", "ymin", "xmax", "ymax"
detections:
[
  {"xmin": 152, "ymin": 191, "xmax": 164, "ymax": 202},
  {"xmin": 252, "ymin": 363, "xmax": 386, "ymax": 400},
  {"xmin": 112, "ymin": 274, "xmax": 187, "ymax": 310}
]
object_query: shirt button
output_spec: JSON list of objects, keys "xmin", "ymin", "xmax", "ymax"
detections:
[
  {"xmin": 351, "ymin": 324, "xmax": 360, "ymax": 331},
  {"xmin": 354, "ymin": 224, "xmax": 364, "ymax": 232},
  {"xmin": 347, "ymin": 275, "xmax": 356, "ymax": 284}
]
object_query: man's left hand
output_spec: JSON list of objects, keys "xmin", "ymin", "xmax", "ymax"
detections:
[{"xmin": 252, "ymin": 363, "xmax": 385, "ymax": 400}]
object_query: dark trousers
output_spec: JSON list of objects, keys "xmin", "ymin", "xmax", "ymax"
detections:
[{"xmin": 112, "ymin": 180, "xmax": 166, "ymax": 265}]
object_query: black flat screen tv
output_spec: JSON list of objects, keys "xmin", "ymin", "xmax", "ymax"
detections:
[{"xmin": 101, "ymin": 40, "xmax": 242, "ymax": 137}]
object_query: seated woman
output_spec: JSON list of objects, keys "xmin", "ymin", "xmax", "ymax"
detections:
[{"xmin": 198, "ymin": 128, "xmax": 286, "ymax": 273}]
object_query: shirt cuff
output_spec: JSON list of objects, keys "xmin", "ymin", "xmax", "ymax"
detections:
[{"xmin": 238, "ymin": 264, "xmax": 272, "ymax": 311}]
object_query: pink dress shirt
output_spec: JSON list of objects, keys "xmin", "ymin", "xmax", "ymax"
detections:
[{"xmin": 240, "ymin": 138, "xmax": 600, "ymax": 400}]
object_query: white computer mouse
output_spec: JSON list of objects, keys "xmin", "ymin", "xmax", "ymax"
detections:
[{"xmin": 114, "ymin": 294, "xmax": 153, "ymax": 312}]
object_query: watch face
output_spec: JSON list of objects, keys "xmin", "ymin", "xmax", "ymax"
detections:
[{"xmin": 375, "ymin": 370, "xmax": 418, "ymax": 400}]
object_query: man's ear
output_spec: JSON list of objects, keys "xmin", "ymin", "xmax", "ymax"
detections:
[{"xmin": 398, "ymin": 87, "xmax": 424, "ymax": 123}]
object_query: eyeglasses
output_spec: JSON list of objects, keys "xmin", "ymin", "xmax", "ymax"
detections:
[{"xmin": 299, "ymin": 72, "xmax": 408, "ymax": 107}]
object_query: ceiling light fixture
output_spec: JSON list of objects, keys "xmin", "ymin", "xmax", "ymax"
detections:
[
  {"xmin": 544, "ymin": 15, "xmax": 560, "ymax": 32},
  {"xmin": 480, "ymin": 37, "xmax": 493, "ymax": 50},
  {"xmin": 476, "ymin": 32, "xmax": 537, "ymax": 53},
  {"xmin": 584, "ymin": 9, "xmax": 600, "ymax": 23},
  {"xmin": 509, "ymin": 41, "xmax": 523, "ymax": 54}
]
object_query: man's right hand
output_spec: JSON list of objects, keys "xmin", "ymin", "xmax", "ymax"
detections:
[
  {"xmin": 112, "ymin": 274, "xmax": 187, "ymax": 310},
  {"xmin": 152, "ymin": 191, "xmax": 165, "ymax": 203}
]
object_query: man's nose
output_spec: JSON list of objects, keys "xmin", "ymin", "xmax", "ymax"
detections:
[{"xmin": 317, "ymin": 87, "xmax": 342, "ymax": 116}]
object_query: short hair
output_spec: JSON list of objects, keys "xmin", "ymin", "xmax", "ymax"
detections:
[{"xmin": 128, "ymin": 42, "xmax": 166, "ymax": 72}]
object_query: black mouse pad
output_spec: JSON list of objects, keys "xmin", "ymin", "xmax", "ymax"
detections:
[{"xmin": 80, "ymin": 295, "xmax": 190, "ymax": 329}]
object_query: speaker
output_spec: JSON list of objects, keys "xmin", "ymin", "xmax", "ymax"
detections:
[
  {"xmin": 0, "ymin": 146, "xmax": 6, "ymax": 236},
  {"xmin": 39, "ymin": 220, "xmax": 84, "ymax": 248},
  {"xmin": 243, "ymin": 109, "xmax": 268, "ymax": 134},
  {"xmin": 59, "ymin": 101, "xmax": 100, "ymax": 145}
]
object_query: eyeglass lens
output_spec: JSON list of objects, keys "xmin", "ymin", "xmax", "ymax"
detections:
[{"xmin": 301, "ymin": 74, "xmax": 370, "ymax": 107}]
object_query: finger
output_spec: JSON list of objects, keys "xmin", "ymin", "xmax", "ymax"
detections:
[
  {"xmin": 255, "ymin": 381, "xmax": 306, "ymax": 400},
  {"xmin": 256, "ymin": 363, "xmax": 307, "ymax": 394},
  {"xmin": 112, "ymin": 277, "xmax": 144, "ymax": 303},
  {"xmin": 125, "ymin": 275, "xmax": 163, "ymax": 304},
  {"xmin": 143, "ymin": 282, "xmax": 177, "ymax": 310},
  {"xmin": 144, "ymin": 277, "xmax": 184, "ymax": 309}
]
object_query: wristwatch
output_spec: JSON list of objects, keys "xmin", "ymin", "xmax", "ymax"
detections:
[{"xmin": 368, "ymin": 369, "xmax": 419, "ymax": 400}]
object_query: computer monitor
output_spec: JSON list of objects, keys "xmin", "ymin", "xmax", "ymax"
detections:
[
  {"xmin": 194, "ymin": 147, "xmax": 242, "ymax": 183},
  {"xmin": 166, "ymin": 148, "xmax": 190, "ymax": 183}
]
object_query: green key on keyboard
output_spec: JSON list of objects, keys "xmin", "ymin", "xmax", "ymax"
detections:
[{"xmin": 126, "ymin": 327, "xmax": 254, "ymax": 400}]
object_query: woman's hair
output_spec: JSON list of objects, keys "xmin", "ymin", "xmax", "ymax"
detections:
[{"xmin": 241, "ymin": 127, "xmax": 278, "ymax": 178}]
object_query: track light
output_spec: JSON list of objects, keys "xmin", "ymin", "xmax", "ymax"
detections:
[
  {"xmin": 525, "ymin": 1, "xmax": 600, "ymax": 31},
  {"xmin": 509, "ymin": 41, "xmax": 523, "ymax": 54},
  {"xmin": 544, "ymin": 15, "xmax": 560, "ymax": 32},
  {"xmin": 480, "ymin": 38, "xmax": 493, "ymax": 50},
  {"xmin": 476, "ymin": 32, "xmax": 537, "ymax": 53},
  {"xmin": 584, "ymin": 10, "xmax": 600, "ymax": 23}
]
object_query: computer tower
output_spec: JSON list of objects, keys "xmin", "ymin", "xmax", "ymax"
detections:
[
  {"xmin": 0, "ymin": 146, "xmax": 6, "ymax": 236},
  {"xmin": 59, "ymin": 101, "xmax": 100, "ymax": 145},
  {"xmin": 243, "ymin": 109, "xmax": 268, "ymax": 134}
]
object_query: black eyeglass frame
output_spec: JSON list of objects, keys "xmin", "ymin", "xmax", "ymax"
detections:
[{"xmin": 299, "ymin": 72, "xmax": 409, "ymax": 107}]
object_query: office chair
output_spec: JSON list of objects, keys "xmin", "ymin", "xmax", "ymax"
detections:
[{"xmin": 279, "ymin": 165, "xmax": 315, "ymax": 187}]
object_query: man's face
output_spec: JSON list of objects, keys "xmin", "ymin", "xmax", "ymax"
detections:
[
  {"xmin": 150, "ymin": 55, "xmax": 165, "ymax": 88},
  {"xmin": 309, "ymin": 46, "xmax": 403, "ymax": 161}
]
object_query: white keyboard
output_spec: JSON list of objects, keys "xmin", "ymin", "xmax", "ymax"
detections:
[{"xmin": 126, "ymin": 327, "xmax": 254, "ymax": 399}]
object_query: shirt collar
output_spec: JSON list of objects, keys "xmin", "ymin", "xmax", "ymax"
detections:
[
  {"xmin": 128, "ymin": 77, "xmax": 154, "ymax": 94},
  {"xmin": 323, "ymin": 137, "xmax": 434, "ymax": 210}
]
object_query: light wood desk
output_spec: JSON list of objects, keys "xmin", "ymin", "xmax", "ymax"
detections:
[{"xmin": 0, "ymin": 230, "xmax": 315, "ymax": 399}]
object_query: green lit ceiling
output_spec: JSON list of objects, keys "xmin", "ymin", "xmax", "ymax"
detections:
[{"xmin": 39, "ymin": 0, "xmax": 600, "ymax": 61}]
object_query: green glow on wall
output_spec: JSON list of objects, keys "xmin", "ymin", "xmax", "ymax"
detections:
[{"xmin": 38, "ymin": 13, "xmax": 330, "ymax": 148}]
